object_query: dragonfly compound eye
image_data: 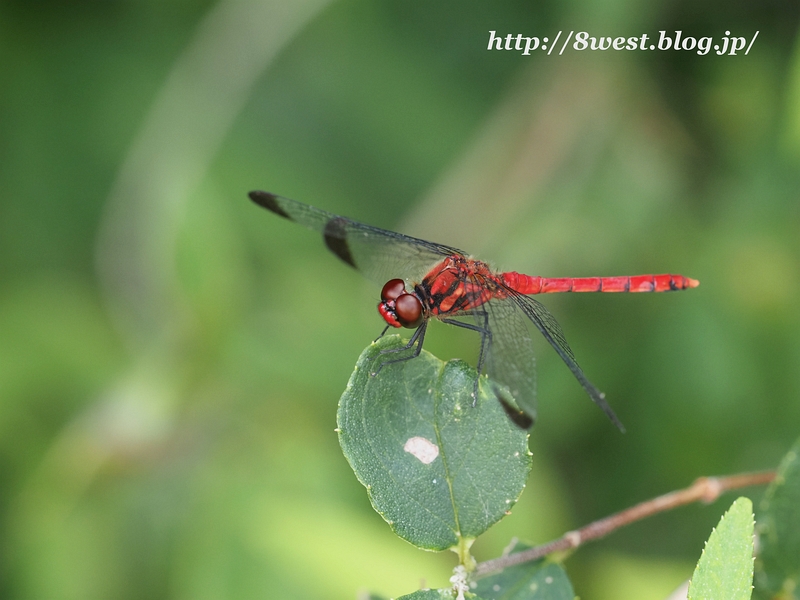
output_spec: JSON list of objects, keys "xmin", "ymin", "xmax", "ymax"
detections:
[
  {"xmin": 381, "ymin": 278, "xmax": 406, "ymax": 302},
  {"xmin": 395, "ymin": 293, "xmax": 423, "ymax": 328}
]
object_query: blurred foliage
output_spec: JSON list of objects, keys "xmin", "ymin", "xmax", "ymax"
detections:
[
  {"xmin": 0, "ymin": 0, "xmax": 799, "ymax": 599},
  {"xmin": 474, "ymin": 548, "xmax": 574, "ymax": 600},
  {"xmin": 754, "ymin": 437, "xmax": 800, "ymax": 599}
]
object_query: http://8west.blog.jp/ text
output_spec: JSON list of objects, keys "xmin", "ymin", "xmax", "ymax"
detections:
[{"xmin": 487, "ymin": 30, "xmax": 759, "ymax": 57}]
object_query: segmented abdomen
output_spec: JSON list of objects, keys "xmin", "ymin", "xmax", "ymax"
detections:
[{"xmin": 502, "ymin": 273, "xmax": 699, "ymax": 294}]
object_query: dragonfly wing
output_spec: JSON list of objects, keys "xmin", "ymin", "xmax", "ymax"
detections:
[
  {"xmin": 473, "ymin": 293, "xmax": 539, "ymax": 429},
  {"xmin": 507, "ymin": 290, "xmax": 625, "ymax": 431},
  {"xmin": 250, "ymin": 191, "xmax": 462, "ymax": 284}
]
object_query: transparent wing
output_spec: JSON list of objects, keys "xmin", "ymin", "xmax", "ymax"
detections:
[
  {"xmin": 249, "ymin": 191, "xmax": 463, "ymax": 284},
  {"xmin": 506, "ymin": 289, "xmax": 625, "ymax": 431},
  {"xmin": 476, "ymin": 294, "xmax": 539, "ymax": 427}
]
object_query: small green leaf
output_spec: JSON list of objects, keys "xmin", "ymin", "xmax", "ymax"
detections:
[
  {"xmin": 338, "ymin": 335, "xmax": 532, "ymax": 552},
  {"xmin": 754, "ymin": 437, "xmax": 800, "ymax": 599},
  {"xmin": 474, "ymin": 545, "xmax": 574, "ymax": 600},
  {"xmin": 688, "ymin": 496, "xmax": 755, "ymax": 600}
]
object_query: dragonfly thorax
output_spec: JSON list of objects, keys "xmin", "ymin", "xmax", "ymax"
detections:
[{"xmin": 378, "ymin": 278, "xmax": 424, "ymax": 329}]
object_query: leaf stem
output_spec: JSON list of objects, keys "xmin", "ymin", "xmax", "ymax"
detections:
[
  {"xmin": 453, "ymin": 536, "xmax": 476, "ymax": 572},
  {"xmin": 475, "ymin": 470, "xmax": 775, "ymax": 576}
]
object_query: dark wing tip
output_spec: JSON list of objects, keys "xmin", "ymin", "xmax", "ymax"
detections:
[
  {"xmin": 504, "ymin": 404, "xmax": 535, "ymax": 430},
  {"xmin": 610, "ymin": 415, "xmax": 626, "ymax": 433},
  {"xmin": 497, "ymin": 396, "xmax": 535, "ymax": 429},
  {"xmin": 323, "ymin": 217, "xmax": 357, "ymax": 269},
  {"xmin": 248, "ymin": 190, "xmax": 291, "ymax": 220},
  {"xmin": 586, "ymin": 388, "xmax": 625, "ymax": 432},
  {"xmin": 598, "ymin": 396, "xmax": 626, "ymax": 433}
]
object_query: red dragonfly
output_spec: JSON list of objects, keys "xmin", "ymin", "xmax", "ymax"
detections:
[{"xmin": 250, "ymin": 191, "xmax": 698, "ymax": 430}]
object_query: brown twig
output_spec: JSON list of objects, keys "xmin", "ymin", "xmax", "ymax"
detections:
[{"xmin": 475, "ymin": 470, "xmax": 776, "ymax": 577}]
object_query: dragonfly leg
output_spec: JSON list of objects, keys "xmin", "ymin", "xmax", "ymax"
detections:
[
  {"xmin": 373, "ymin": 324, "xmax": 391, "ymax": 343},
  {"xmin": 440, "ymin": 310, "xmax": 491, "ymax": 406},
  {"xmin": 371, "ymin": 322, "xmax": 428, "ymax": 376}
]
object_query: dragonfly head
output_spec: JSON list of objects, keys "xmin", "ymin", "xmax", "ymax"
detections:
[{"xmin": 378, "ymin": 278, "xmax": 423, "ymax": 329}]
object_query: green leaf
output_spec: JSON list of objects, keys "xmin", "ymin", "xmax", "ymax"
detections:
[
  {"xmin": 338, "ymin": 335, "xmax": 532, "ymax": 552},
  {"xmin": 396, "ymin": 590, "xmax": 460, "ymax": 599},
  {"xmin": 474, "ymin": 545, "xmax": 574, "ymax": 600},
  {"xmin": 754, "ymin": 437, "xmax": 800, "ymax": 599},
  {"xmin": 687, "ymin": 496, "xmax": 754, "ymax": 600}
]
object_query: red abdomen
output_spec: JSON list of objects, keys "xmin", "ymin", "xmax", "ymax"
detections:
[{"xmin": 502, "ymin": 272, "xmax": 699, "ymax": 294}]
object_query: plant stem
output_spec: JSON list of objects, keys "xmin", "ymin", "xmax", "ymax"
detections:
[
  {"xmin": 453, "ymin": 536, "xmax": 476, "ymax": 572},
  {"xmin": 475, "ymin": 470, "xmax": 775, "ymax": 577}
]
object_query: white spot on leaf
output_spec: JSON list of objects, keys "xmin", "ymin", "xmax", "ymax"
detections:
[{"xmin": 404, "ymin": 436, "xmax": 439, "ymax": 464}]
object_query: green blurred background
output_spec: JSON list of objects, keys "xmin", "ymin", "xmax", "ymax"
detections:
[{"xmin": 1, "ymin": 1, "xmax": 799, "ymax": 598}]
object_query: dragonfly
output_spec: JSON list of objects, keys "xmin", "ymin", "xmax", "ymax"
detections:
[{"xmin": 250, "ymin": 190, "xmax": 698, "ymax": 430}]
